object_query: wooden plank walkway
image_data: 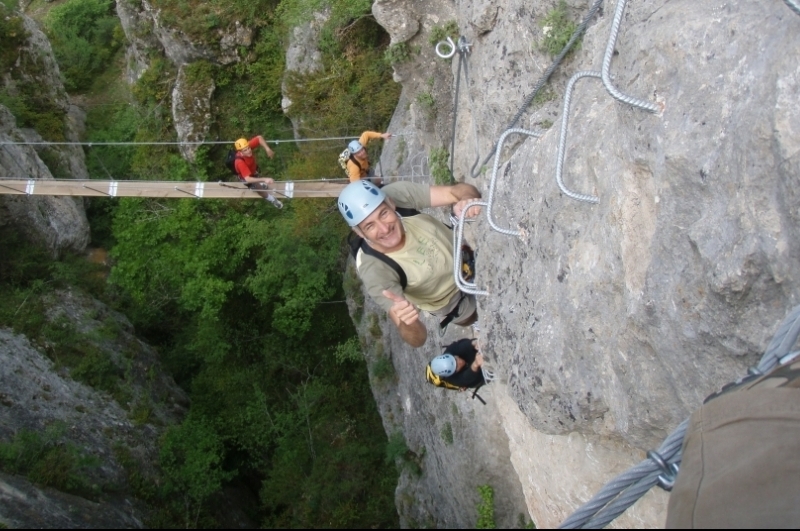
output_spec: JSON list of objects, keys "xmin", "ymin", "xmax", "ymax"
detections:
[{"xmin": 0, "ymin": 179, "xmax": 348, "ymax": 199}]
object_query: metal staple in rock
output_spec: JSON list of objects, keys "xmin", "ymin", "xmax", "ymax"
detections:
[
  {"xmin": 602, "ymin": 0, "xmax": 659, "ymax": 113},
  {"xmin": 485, "ymin": 128, "xmax": 543, "ymax": 238},
  {"xmin": 558, "ymin": 304, "xmax": 800, "ymax": 528},
  {"xmin": 471, "ymin": 0, "xmax": 605, "ymax": 178},
  {"xmin": 556, "ymin": 71, "xmax": 602, "ymax": 204},
  {"xmin": 784, "ymin": 0, "xmax": 800, "ymax": 16},
  {"xmin": 453, "ymin": 200, "xmax": 489, "ymax": 296}
]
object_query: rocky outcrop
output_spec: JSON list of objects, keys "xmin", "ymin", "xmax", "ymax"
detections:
[
  {"xmin": 0, "ymin": 289, "xmax": 188, "ymax": 528},
  {"xmin": 115, "ymin": 0, "xmax": 253, "ymax": 154},
  {"xmin": 172, "ymin": 62, "xmax": 215, "ymax": 162},
  {"xmin": 369, "ymin": 0, "xmax": 800, "ymax": 527},
  {"xmin": 281, "ymin": 11, "xmax": 327, "ymax": 140},
  {"xmin": 0, "ymin": 8, "xmax": 90, "ymax": 256}
]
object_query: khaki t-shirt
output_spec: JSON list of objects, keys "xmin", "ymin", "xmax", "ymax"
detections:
[{"xmin": 356, "ymin": 182, "xmax": 458, "ymax": 313}]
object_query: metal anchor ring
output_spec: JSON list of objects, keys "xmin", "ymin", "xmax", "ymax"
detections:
[{"xmin": 435, "ymin": 37, "xmax": 457, "ymax": 59}]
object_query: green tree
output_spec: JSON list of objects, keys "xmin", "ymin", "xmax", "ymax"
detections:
[{"xmin": 45, "ymin": 0, "xmax": 123, "ymax": 92}]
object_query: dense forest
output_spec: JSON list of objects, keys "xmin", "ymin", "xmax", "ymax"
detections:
[{"xmin": 0, "ymin": 0, "xmax": 404, "ymax": 526}]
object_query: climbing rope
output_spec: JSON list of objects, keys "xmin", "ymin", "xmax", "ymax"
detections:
[
  {"xmin": 785, "ymin": 0, "xmax": 800, "ymax": 16},
  {"xmin": 556, "ymin": 71, "xmax": 602, "ymax": 204},
  {"xmin": 471, "ymin": 0, "xmax": 605, "ymax": 178},
  {"xmin": 558, "ymin": 304, "xmax": 800, "ymax": 529},
  {"xmin": 601, "ymin": 0, "xmax": 659, "ymax": 113}
]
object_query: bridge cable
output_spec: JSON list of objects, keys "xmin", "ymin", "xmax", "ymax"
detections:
[{"xmin": 558, "ymin": 303, "xmax": 800, "ymax": 529}]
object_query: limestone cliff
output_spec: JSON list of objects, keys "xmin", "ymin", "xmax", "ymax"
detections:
[
  {"xmin": 362, "ymin": 0, "xmax": 800, "ymax": 527},
  {"xmin": 0, "ymin": 7, "xmax": 90, "ymax": 256},
  {"xmin": 115, "ymin": 0, "xmax": 254, "ymax": 159},
  {"xmin": 0, "ymin": 289, "xmax": 189, "ymax": 528}
]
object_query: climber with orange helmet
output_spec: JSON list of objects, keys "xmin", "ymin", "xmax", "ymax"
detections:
[{"xmin": 233, "ymin": 136, "xmax": 282, "ymax": 209}]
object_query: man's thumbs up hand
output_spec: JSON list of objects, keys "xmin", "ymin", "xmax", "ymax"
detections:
[{"xmin": 382, "ymin": 290, "xmax": 420, "ymax": 326}]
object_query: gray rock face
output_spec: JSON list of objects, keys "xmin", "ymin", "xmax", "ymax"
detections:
[
  {"xmin": 282, "ymin": 11, "xmax": 327, "ymax": 140},
  {"xmin": 0, "ymin": 289, "xmax": 188, "ymax": 528},
  {"xmin": 0, "ymin": 106, "xmax": 89, "ymax": 256},
  {"xmin": 373, "ymin": 0, "xmax": 422, "ymax": 43},
  {"xmin": 115, "ymin": 0, "xmax": 254, "ymax": 153},
  {"xmin": 172, "ymin": 63, "xmax": 215, "ymax": 162},
  {"xmin": 369, "ymin": 0, "xmax": 800, "ymax": 526}
]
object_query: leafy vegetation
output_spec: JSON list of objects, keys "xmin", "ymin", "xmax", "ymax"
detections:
[
  {"xmin": 428, "ymin": 20, "xmax": 459, "ymax": 46},
  {"xmin": 384, "ymin": 41, "xmax": 412, "ymax": 64},
  {"xmin": 538, "ymin": 0, "xmax": 580, "ymax": 57},
  {"xmin": 440, "ymin": 421, "xmax": 454, "ymax": 445},
  {"xmin": 430, "ymin": 146, "xmax": 453, "ymax": 185},
  {"xmin": 0, "ymin": 424, "xmax": 100, "ymax": 499},
  {"xmin": 44, "ymin": 0, "xmax": 124, "ymax": 92},
  {"xmin": 476, "ymin": 484, "xmax": 496, "ymax": 529},
  {"xmin": 2, "ymin": 0, "xmax": 404, "ymax": 527}
]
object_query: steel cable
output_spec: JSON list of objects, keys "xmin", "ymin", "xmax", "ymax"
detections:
[
  {"xmin": 784, "ymin": 0, "xmax": 800, "ymax": 16},
  {"xmin": 471, "ymin": 0, "xmax": 605, "ymax": 178},
  {"xmin": 559, "ymin": 304, "xmax": 800, "ymax": 528}
]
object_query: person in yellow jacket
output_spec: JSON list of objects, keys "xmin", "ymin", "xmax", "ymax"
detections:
[{"xmin": 346, "ymin": 131, "xmax": 391, "ymax": 184}]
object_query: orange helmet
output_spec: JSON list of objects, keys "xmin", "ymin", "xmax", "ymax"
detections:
[{"xmin": 234, "ymin": 138, "xmax": 249, "ymax": 151}]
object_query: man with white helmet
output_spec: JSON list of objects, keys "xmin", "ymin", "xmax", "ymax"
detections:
[
  {"xmin": 338, "ymin": 179, "xmax": 481, "ymax": 347},
  {"xmin": 345, "ymin": 131, "xmax": 391, "ymax": 184},
  {"xmin": 430, "ymin": 338, "xmax": 485, "ymax": 390}
]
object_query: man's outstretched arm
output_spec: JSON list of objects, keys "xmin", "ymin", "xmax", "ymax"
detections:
[
  {"xmin": 383, "ymin": 290, "xmax": 427, "ymax": 347},
  {"xmin": 429, "ymin": 183, "xmax": 482, "ymax": 218}
]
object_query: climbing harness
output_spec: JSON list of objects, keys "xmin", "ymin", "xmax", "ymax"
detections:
[
  {"xmin": 558, "ymin": 304, "xmax": 800, "ymax": 529},
  {"xmin": 436, "ymin": 35, "xmax": 481, "ymax": 182}
]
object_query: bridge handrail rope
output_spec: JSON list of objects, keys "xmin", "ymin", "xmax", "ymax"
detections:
[
  {"xmin": 453, "ymin": 200, "xmax": 489, "ymax": 296},
  {"xmin": 558, "ymin": 304, "xmax": 800, "ymax": 529},
  {"xmin": 471, "ymin": 0, "xmax": 605, "ymax": 179},
  {"xmin": 0, "ymin": 133, "xmax": 413, "ymax": 147}
]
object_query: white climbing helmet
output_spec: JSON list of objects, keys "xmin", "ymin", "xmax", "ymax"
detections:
[
  {"xmin": 431, "ymin": 354, "xmax": 457, "ymax": 378},
  {"xmin": 348, "ymin": 140, "xmax": 363, "ymax": 153},
  {"xmin": 337, "ymin": 180, "xmax": 387, "ymax": 227}
]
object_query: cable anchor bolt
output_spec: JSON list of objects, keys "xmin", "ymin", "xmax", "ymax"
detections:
[
  {"xmin": 647, "ymin": 450, "xmax": 679, "ymax": 492},
  {"xmin": 457, "ymin": 35, "xmax": 472, "ymax": 54}
]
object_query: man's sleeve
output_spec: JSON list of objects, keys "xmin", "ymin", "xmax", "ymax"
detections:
[
  {"xmin": 248, "ymin": 137, "xmax": 260, "ymax": 149},
  {"xmin": 357, "ymin": 251, "xmax": 404, "ymax": 313},
  {"xmin": 234, "ymin": 158, "xmax": 251, "ymax": 178},
  {"xmin": 446, "ymin": 369, "xmax": 484, "ymax": 389},
  {"xmin": 358, "ymin": 131, "xmax": 383, "ymax": 147},
  {"xmin": 383, "ymin": 182, "xmax": 432, "ymax": 210}
]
